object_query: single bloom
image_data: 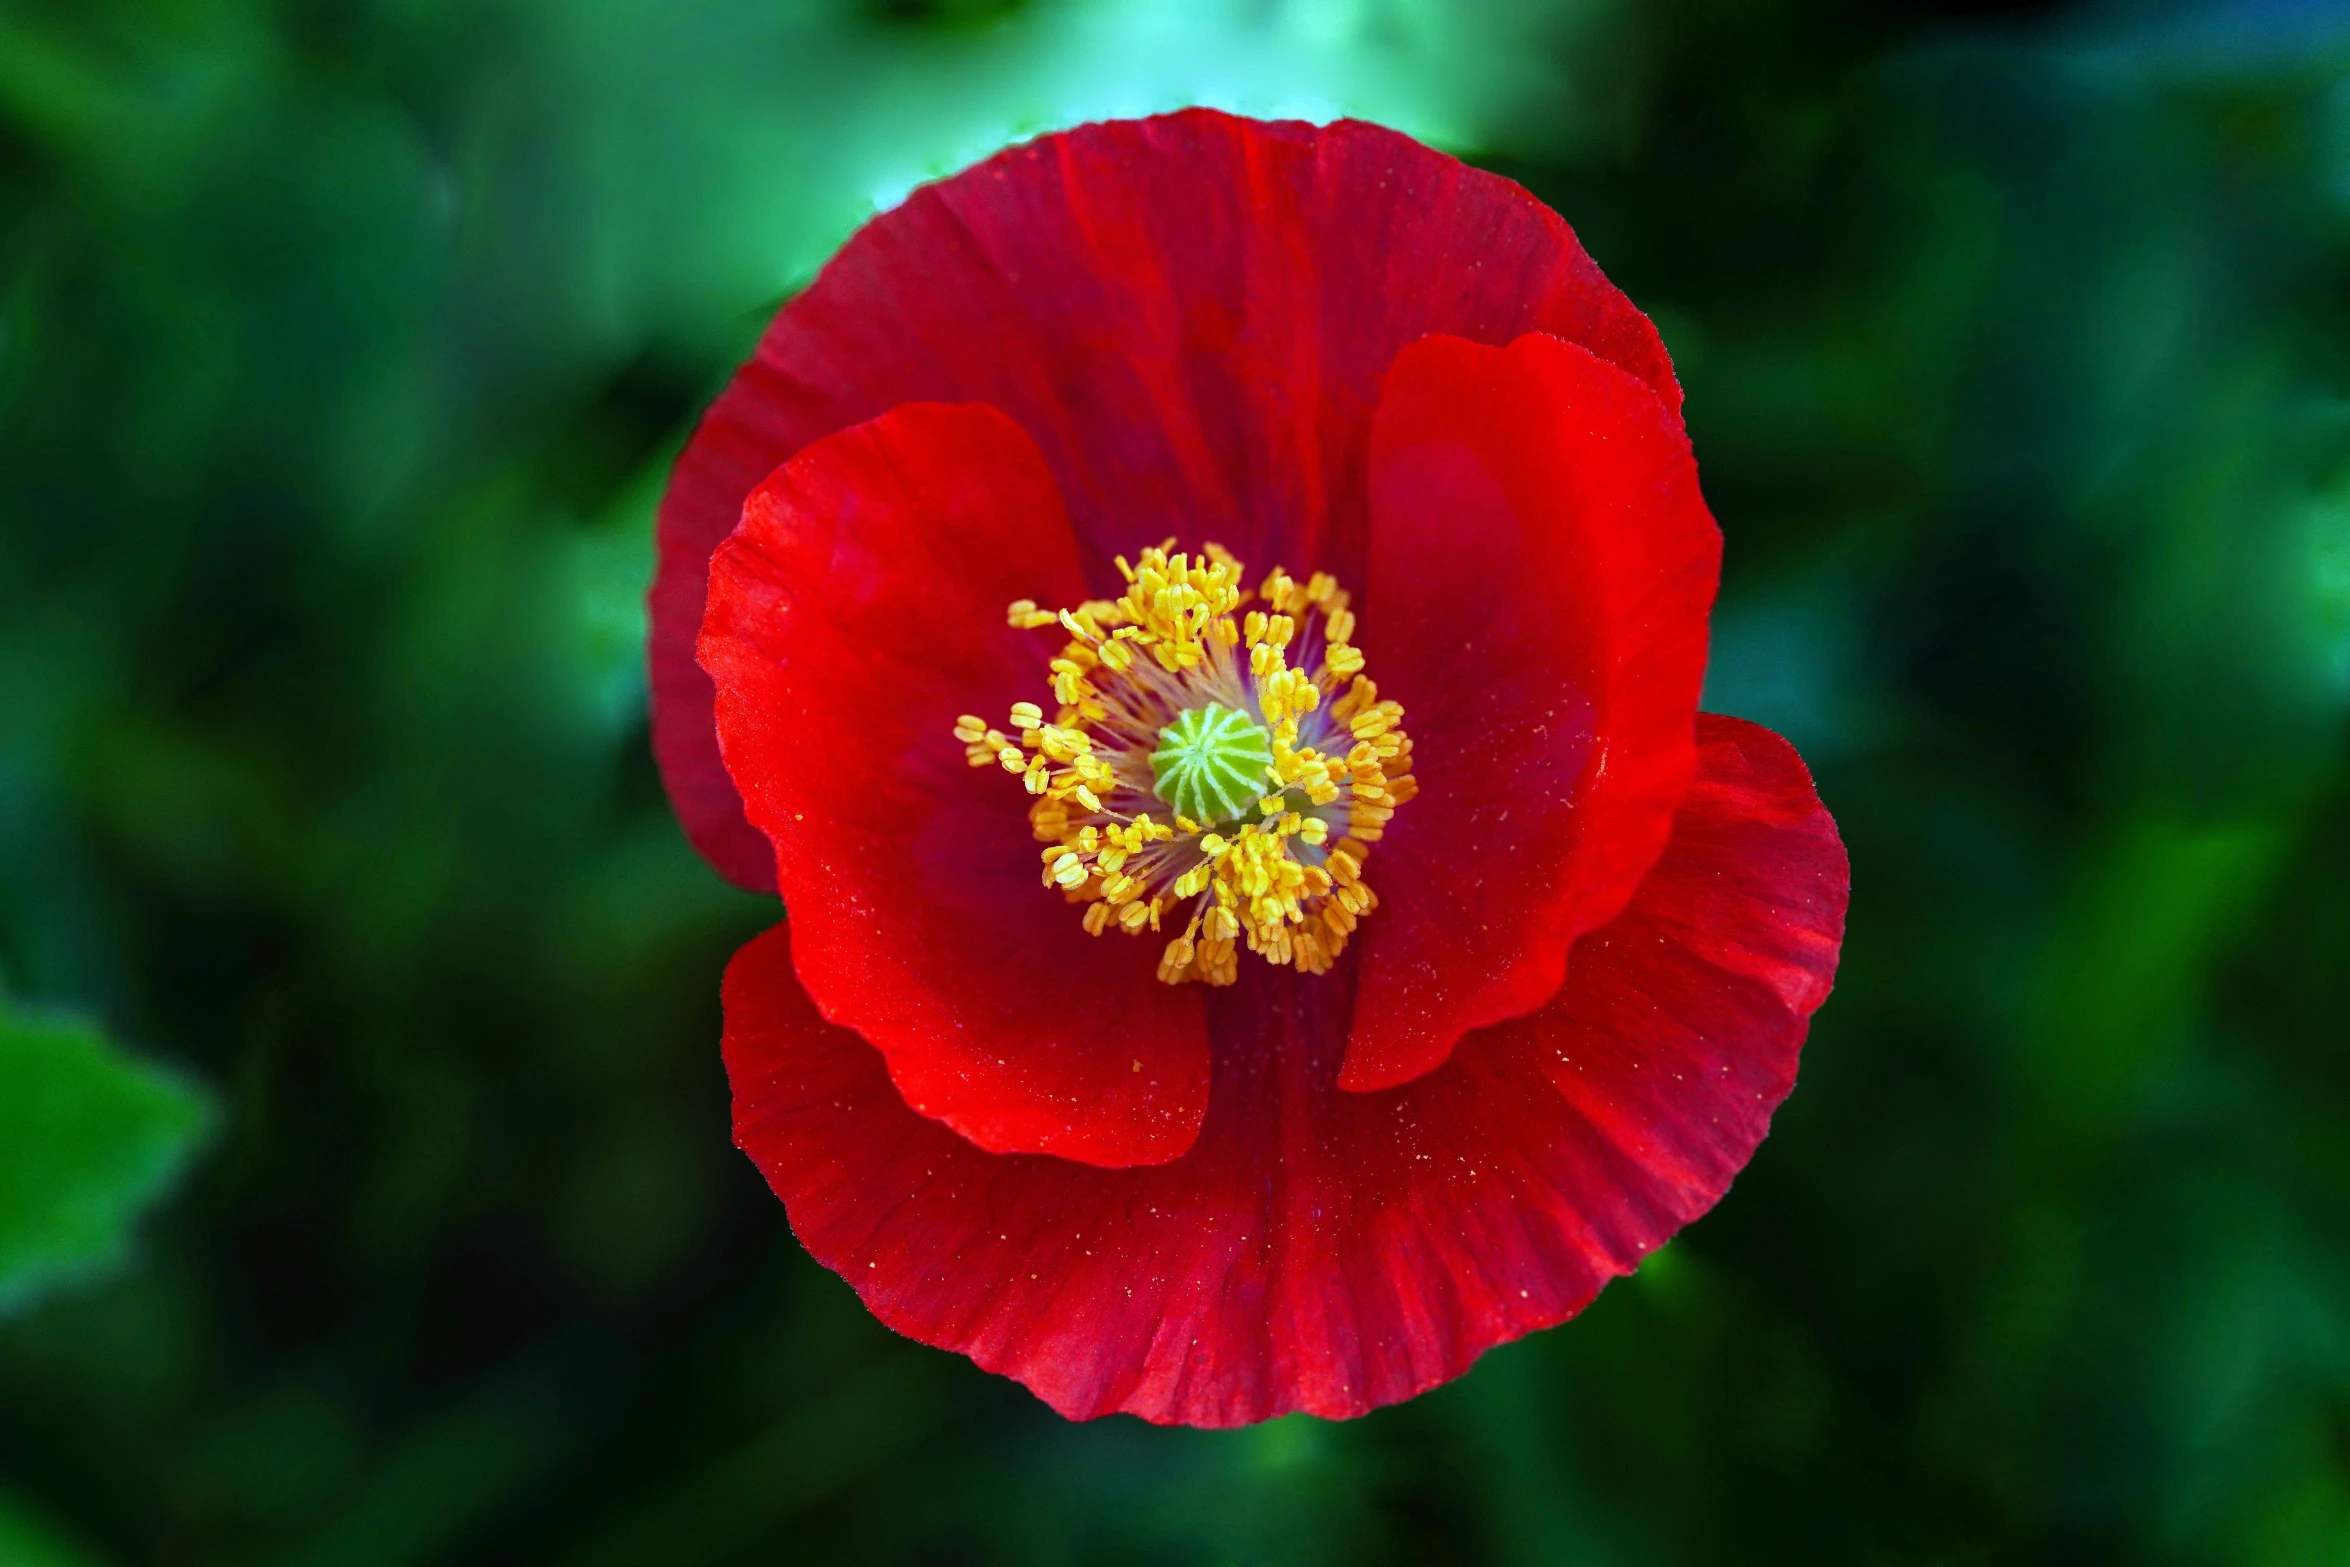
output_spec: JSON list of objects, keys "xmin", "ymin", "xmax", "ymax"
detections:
[{"xmin": 650, "ymin": 108, "xmax": 1849, "ymax": 1427}]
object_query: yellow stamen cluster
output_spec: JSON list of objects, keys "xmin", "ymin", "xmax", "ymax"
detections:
[{"xmin": 952, "ymin": 542, "xmax": 1416, "ymax": 985}]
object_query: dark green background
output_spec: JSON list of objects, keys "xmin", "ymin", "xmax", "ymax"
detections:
[{"xmin": 5, "ymin": 0, "xmax": 2349, "ymax": 1560}]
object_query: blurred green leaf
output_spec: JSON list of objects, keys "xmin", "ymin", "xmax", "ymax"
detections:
[
  {"xmin": 0, "ymin": 1489, "xmax": 101, "ymax": 1567},
  {"xmin": 0, "ymin": 1494, "xmax": 102, "ymax": 1567},
  {"xmin": 0, "ymin": 1006, "xmax": 209, "ymax": 1320}
]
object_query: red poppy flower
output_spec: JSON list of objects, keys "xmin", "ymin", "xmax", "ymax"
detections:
[{"xmin": 650, "ymin": 109, "xmax": 1848, "ymax": 1427}]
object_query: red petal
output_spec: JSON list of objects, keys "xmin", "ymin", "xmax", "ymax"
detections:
[
  {"xmin": 699, "ymin": 402, "xmax": 1208, "ymax": 1168},
  {"xmin": 1343, "ymin": 332, "xmax": 1720, "ymax": 1091},
  {"xmin": 652, "ymin": 108, "xmax": 1676, "ymax": 891},
  {"xmin": 724, "ymin": 715, "xmax": 1846, "ymax": 1427}
]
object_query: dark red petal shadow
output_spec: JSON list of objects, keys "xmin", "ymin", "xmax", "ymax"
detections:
[
  {"xmin": 652, "ymin": 108, "xmax": 1679, "ymax": 891},
  {"xmin": 1346, "ymin": 332, "xmax": 1720, "ymax": 1092},
  {"xmin": 724, "ymin": 715, "xmax": 1847, "ymax": 1427},
  {"xmin": 700, "ymin": 402, "xmax": 1208, "ymax": 1168}
]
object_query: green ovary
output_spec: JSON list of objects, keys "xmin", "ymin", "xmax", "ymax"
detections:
[{"xmin": 1150, "ymin": 702, "xmax": 1275, "ymax": 825}]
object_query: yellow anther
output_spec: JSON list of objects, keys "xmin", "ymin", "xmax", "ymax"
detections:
[
  {"xmin": 1036, "ymin": 725, "xmax": 1089, "ymax": 762},
  {"xmin": 1007, "ymin": 599, "xmax": 1061, "ymax": 630}
]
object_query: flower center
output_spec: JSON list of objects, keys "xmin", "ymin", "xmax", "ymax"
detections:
[
  {"xmin": 953, "ymin": 543, "xmax": 1416, "ymax": 985},
  {"xmin": 1150, "ymin": 703, "xmax": 1274, "ymax": 825}
]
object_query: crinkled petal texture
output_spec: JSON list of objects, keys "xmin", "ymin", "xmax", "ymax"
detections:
[
  {"xmin": 1347, "ymin": 332, "xmax": 1718, "ymax": 1090},
  {"xmin": 699, "ymin": 402, "xmax": 1208, "ymax": 1168},
  {"xmin": 725, "ymin": 716, "xmax": 1848, "ymax": 1426},
  {"xmin": 652, "ymin": 108, "xmax": 1678, "ymax": 892}
]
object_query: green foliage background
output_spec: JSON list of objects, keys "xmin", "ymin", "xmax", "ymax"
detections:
[
  {"xmin": 0, "ymin": 1004, "xmax": 209, "ymax": 1323},
  {"xmin": 4, "ymin": 0, "xmax": 2349, "ymax": 1560}
]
